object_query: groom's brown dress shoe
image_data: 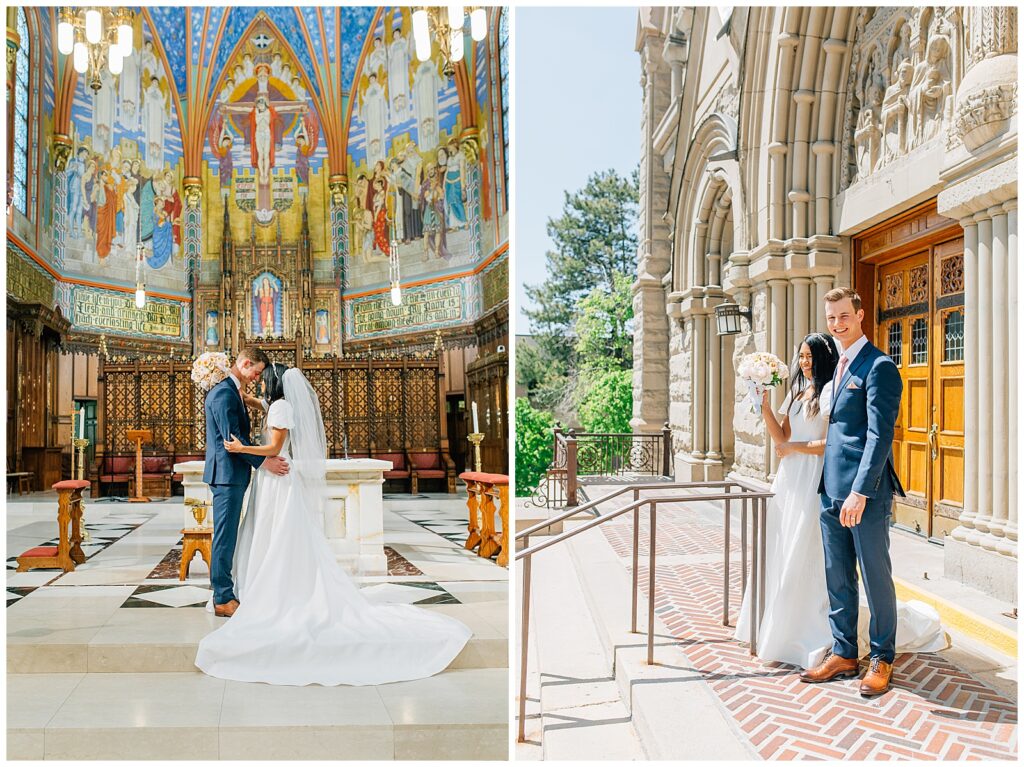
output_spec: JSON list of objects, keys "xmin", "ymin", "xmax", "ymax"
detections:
[
  {"xmin": 859, "ymin": 657, "xmax": 893, "ymax": 697},
  {"xmin": 799, "ymin": 651, "xmax": 859, "ymax": 683},
  {"xmin": 214, "ymin": 599, "xmax": 240, "ymax": 618}
]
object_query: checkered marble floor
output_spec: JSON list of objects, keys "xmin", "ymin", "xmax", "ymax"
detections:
[
  {"xmin": 6, "ymin": 494, "xmax": 506, "ymax": 610},
  {"xmin": 597, "ymin": 504, "xmax": 1017, "ymax": 761}
]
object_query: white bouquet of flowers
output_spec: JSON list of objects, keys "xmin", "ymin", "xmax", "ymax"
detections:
[
  {"xmin": 737, "ymin": 352, "xmax": 790, "ymax": 415},
  {"xmin": 191, "ymin": 351, "xmax": 230, "ymax": 392}
]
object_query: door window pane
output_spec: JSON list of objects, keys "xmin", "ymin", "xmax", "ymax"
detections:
[{"xmin": 911, "ymin": 317, "xmax": 928, "ymax": 365}]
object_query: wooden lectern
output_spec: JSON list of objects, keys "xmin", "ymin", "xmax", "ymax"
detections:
[{"xmin": 126, "ymin": 429, "xmax": 152, "ymax": 503}]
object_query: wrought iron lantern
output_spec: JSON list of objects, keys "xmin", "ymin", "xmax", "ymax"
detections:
[{"xmin": 714, "ymin": 302, "xmax": 751, "ymax": 336}]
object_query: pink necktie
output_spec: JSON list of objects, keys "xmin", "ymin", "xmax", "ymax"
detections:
[{"xmin": 834, "ymin": 354, "xmax": 848, "ymax": 397}]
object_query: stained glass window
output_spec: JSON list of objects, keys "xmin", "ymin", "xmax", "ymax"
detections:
[
  {"xmin": 911, "ymin": 317, "xmax": 928, "ymax": 365},
  {"xmin": 944, "ymin": 310, "xmax": 964, "ymax": 362},
  {"xmin": 887, "ymin": 321, "xmax": 902, "ymax": 366},
  {"xmin": 498, "ymin": 8, "xmax": 509, "ymax": 210},
  {"xmin": 13, "ymin": 7, "xmax": 30, "ymax": 214}
]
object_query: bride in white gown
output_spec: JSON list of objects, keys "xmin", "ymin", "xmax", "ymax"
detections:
[
  {"xmin": 735, "ymin": 333, "xmax": 947, "ymax": 669},
  {"xmin": 195, "ymin": 365, "xmax": 471, "ymax": 686}
]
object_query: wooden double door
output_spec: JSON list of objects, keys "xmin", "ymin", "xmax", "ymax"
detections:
[{"xmin": 855, "ymin": 203, "xmax": 965, "ymax": 540}]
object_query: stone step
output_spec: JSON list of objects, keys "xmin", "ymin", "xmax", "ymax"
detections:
[
  {"xmin": 8, "ymin": 602, "xmax": 507, "ymax": 675},
  {"xmin": 8, "ymin": 668, "xmax": 508, "ymax": 760},
  {"xmin": 560, "ymin": 519, "xmax": 756, "ymax": 761},
  {"xmin": 522, "ymin": 528, "xmax": 644, "ymax": 760}
]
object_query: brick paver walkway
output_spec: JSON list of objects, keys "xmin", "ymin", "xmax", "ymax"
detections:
[{"xmin": 600, "ymin": 508, "xmax": 1018, "ymax": 760}]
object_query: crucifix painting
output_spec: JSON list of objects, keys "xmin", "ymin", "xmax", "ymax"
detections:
[{"xmin": 218, "ymin": 63, "xmax": 308, "ymax": 215}]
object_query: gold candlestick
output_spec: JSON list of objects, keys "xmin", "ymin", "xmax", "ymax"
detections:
[
  {"xmin": 72, "ymin": 438, "xmax": 89, "ymax": 482},
  {"xmin": 468, "ymin": 432, "xmax": 484, "ymax": 472}
]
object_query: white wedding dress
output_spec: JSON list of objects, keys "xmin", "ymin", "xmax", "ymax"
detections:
[
  {"xmin": 195, "ymin": 369, "xmax": 471, "ymax": 686},
  {"xmin": 734, "ymin": 391, "xmax": 947, "ymax": 669}
]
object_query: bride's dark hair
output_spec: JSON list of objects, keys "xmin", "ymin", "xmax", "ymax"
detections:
[
  {"xmin": 788, "ymin": 333, "xmax": 838, "ymax": 418},
  {"xmin": 260, "ymin": 363, "xmax": 289, "ymax": 403}
]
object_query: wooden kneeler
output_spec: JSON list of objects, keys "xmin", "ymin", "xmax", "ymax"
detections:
[
  {"xmin": 459, "ymin": 472, "xmax": 510, "ymax": 566},
  {"xmin": 16, "ymin": 480, "xmax": 90, "ymax": 572}
]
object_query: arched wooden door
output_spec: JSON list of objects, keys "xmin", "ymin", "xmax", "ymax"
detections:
[{"xmin": 854, "ymin": 203, "xmax": 965, "ymax": 541}]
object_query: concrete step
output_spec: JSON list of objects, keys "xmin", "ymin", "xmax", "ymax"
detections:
[
  {"xmin": 562, "ymin": 518, "xmax": 755, "ymax": 761},
  {"xmin": 8, "ymin": 667, "xmax": 507, "ymax": 760},
  {"xmin": 8, "ymin": 602, "xmax": 507, "ymax": 675},
  {"xmin": 521, "ymin": 527, "xmax": 644, "ymax": 760}
]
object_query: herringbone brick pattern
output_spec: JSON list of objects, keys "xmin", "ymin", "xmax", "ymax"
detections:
[{"xmin": 600, "ymin": 512, "xmax": 1018, "ymax": 760}]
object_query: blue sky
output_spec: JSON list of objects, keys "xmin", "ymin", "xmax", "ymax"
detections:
[{"xmin": 515, "ymin": 7, "xmax": 641, "ymax": 331}]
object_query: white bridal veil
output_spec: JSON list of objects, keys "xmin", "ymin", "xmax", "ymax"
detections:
[{"xmin": 281, "ymin": 368, "xmax": 328, "ymax": 518}]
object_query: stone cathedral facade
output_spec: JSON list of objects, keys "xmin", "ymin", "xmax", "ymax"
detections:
[{"xmin": 633, "ymin": 7, "xmax": 1017, "ymax": 599}]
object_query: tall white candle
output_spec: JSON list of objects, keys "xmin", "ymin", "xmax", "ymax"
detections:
[
  {"xmin": 472, "ymin": 401, "xmax": 479, "ymax": 433},
  {"xmin": 79, "ymin": 406, "xmax": 85, "ymax": 439}
]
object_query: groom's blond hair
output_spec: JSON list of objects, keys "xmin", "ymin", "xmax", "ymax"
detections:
[
  {"xmin": 237, "ymin": 346, "xmax": 271, "ymax": 367},
  {"xmin": 824, "ymin": 287, "xmax": 862, "ymax": 312}
]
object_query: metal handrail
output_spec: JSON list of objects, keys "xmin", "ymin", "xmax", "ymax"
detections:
[{"xmin": 515, "ymin": 479, "xmax": 773, "ymax": 743}]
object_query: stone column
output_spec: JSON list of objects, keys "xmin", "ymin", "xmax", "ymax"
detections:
[
  {"xmin": 951, "ymin": 216, "xmax": 979, "ymax": 543},
  {"xmin": 792, "ymin": 278, "xmax": 811, "ymax": 350},
  {"xmin": 1001, "ymin": 201, "xmax": 1018, "ymax": 556},
  {"xmin": 769, "ymin": 279, "xmax": 788, "ymax": 474},
  {"xmin": 632, "ymin": 25, "xmax": 673, "ymax": 436},
  {"xmin": 970, "ymin": 211, "xmax": 994, "ymax": 544},
  {"xmin": 813, "ymin": 275, "xmax": 833, "ymax": 333},
  {"xmin": 707, "ymin": 329, "xmax": 722, "ymax": 461},
  {"xmin": 984, "ymin": 205, "xmax": 1009, "ymax": 550},
  {"xmin": 692, "ymin": 313, "xmax": 707, "ymax": 459}
]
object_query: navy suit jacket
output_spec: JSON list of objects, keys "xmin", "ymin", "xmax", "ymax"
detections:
[
  {"xmin": 203, "ymin": 377, "xmax": 264, "ymax": 486},
  {"xmin": 818, "ymin": 341, "xmax": 907, "ymax": 501}
]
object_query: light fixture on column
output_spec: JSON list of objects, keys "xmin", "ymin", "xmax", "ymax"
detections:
[
  {"xmin": 134, "ymin": 242, "xmax": 147, "ymax": 309},
  {"xmin": 411, "ymin": 5, "xmax": 488, "ymax": 78},
  {"xmin": 714, "ymin": 301, "xmax": 751, "ymax": 336},
  {"xmin": 57, "ymin": 7, "xmax": 135, "ymax": 91}
]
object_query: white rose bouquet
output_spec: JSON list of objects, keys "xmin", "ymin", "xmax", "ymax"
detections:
[
  {"xmin": 737, "ymin": 352, "xmax": 790, "ymax": 416},
  {"xmin": 191, "ymin": 351, "xmax": 230, "ymax": 392}
]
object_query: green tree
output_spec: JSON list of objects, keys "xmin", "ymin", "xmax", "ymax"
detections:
[
  {"xmin": 577, "ymin": 369, "xmax": 634, "ymax": 434},
  {"xmin": 522, "ymin": 168, "xmax": 639, "ymax": 399},
  {"xmin": 573, "ymin": 271, "xmax": 635, "ymax": 376},
  {"xmin": 514, "ymin": 397, "xmax": 555, "ymax": 496}
]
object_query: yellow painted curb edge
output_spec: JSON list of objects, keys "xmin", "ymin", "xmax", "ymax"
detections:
[{"xmin": 894, "ymin": 576, "xmax": 1017, "ymax": 659}]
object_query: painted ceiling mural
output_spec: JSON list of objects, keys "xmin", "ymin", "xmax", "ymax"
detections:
[
  {"xmin": 344, "ymin": 6, "xmax": 497, "ymax": 292},
  {"xmin": 20, "ymin": 6, "xmax": 507, "ymax": 346}
]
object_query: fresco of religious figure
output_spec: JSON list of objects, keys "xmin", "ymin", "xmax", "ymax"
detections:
[
  {"xmin": 413, "ymin": 59, "xmax": 441, "ymax": 151},
  {"xmin": 120, "ymin": 160, "xmax": 140, "ymax": 257},
  {"xmin": 93, "ymin": 169, "xmax": 119, "ymax": 260},
  {"xmin": 397, "ymin": 141, "xmax": 424, "ymax": 242},
  {"xmin": 441, "ymin": 139, "xmax": 467, "ymax": 228},
  {"xmin": 142, "ymin": 75, "xmax": 167, "ymax": 169},
  {"xmin": 253, "ymin": 274, "xmax": 282, "ymax": 337},
  {"xmin": 367, "ymin": 36, "xmax": 387, "ymax": 76},
  {"xmin": 295, "ymin": 111, "xmax": 319, "ymax": 187},
  {"xmin": 362, "ymin": 73, "xmax": 388, "ymax": 168},
  {"xmin": 315, "ymin": 309, "xmax": 330, "ymax": 344},
  {"xmin": 93, "ymin": 67, "xmax": 117, "ymax": 154},
  {"xmin": 119, "ymin": 48, "xmax": 141, "ymax": 130},
  {"xmin": 419, "ymin": 162, "xmax": 450, "ymax": 260},
  {"xmin": 205, "ymin": 311, "xmax": 220, "ymax": 346},
  {"xmin": 388, "ymin": 26, "xmax": 411, "ymax": 121},
  {"xmin": 372, "ymin": 176, "xmax": 391, "ymax": 258},
  {"xmin": 66, "ymin": 147, "xmax": 88, "ymax": 239},
  {"xmin": 207, "ymin": 113, "xmax": 234, "ymax": 192}
]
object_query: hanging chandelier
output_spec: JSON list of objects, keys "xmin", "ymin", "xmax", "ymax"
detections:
[
  {"xmin": 411, "ymin": 5, "xmax": 487, "ymax": 78},
  {"xmin": 388, "ymin": 235, "xmax": 402, "ymax": 306},
  {"xmin": 56, "ymin": 7, "xmax": 135, "ymax": 91}
]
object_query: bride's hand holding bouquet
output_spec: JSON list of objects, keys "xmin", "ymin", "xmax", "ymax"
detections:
[{"xmin": 738, "ymin": 351, "xmax": 789, "ymax": 416}]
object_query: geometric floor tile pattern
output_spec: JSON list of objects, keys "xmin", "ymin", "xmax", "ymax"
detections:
[{"xmin": 601, "ymin": 510, "xmax": 1018, "ymax": 761}]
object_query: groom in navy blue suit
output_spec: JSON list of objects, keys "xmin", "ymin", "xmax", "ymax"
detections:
[
  {"xmin": 800, "ymin": 288, "xmax": 906, "ymax": 697},
  {"xmin": 203, "ymin": 347, "xmax": 289, "ymax": 617}
]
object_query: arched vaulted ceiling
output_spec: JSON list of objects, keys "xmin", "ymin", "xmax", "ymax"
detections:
[{"xmin": 47, "ymin": 7, "xmax": 382, "ymax": 176}]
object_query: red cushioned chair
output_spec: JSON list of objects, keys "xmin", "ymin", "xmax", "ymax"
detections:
[
  {"xmin": 408, "ymin": 449, "xmax": 457, "ymax": 494},
  {"xmin": 132, "ymin": 455, "xmax": 172, "ymax": 497},
  {"xmin": 96, "ymin": 455, "xmax": 134, "ymax": 497},
  {"xmin": 375, "ymin": 452, "xmax": 411, "ymax": 493}
]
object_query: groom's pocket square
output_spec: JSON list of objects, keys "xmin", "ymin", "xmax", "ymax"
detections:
[{"xmin": 846, "ymin": 382, "xmax": 861, "ymax": 389}]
